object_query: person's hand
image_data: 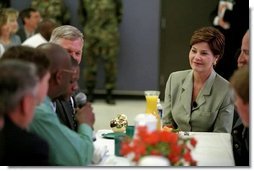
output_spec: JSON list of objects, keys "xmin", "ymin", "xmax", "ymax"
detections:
[
  {"xmin": 218, "ymin": 17, "xmax": 230, "ymax": 29},
  {"xmin": 75, "ymin": 102, "xmax": 95, "ymax": 128}
]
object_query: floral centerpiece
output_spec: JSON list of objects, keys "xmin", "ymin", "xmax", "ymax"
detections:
[{"xmin": 120, "ymin": 126, "xmax": 197, "ymax": 166}]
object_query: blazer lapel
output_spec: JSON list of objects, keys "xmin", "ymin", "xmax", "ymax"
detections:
[
  {"xmin": 61, "ymin": 100, "xmax": 76, "ymax": 130},
  {"xmin": 181, "ymin": 71, "xmax": 193, "ymax": 114},
  {"xmin": 196, "ymin": 70, "xmax": 216, "ymax": 109}
]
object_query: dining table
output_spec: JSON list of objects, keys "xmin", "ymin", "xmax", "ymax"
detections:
[{"xmin": 93, "ymin": 129, "xmax": 235, "ymax": 166}]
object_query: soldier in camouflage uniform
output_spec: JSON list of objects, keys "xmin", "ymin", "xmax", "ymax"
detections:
[
  {"xmin": 31, "ymin": 0, "xmax": 70, "ymax": 25},
  {"xmin": 81, "ymin": 0, "xmax": 123, "ymax": 104}
]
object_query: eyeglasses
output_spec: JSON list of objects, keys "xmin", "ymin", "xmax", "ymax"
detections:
[{"xmin": 61, "ymin": 69, "xmax": 76, "ymax": 74}]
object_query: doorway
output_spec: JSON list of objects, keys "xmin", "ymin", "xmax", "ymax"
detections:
[{"xmin": 159, "ymin": 0, "xmax": 218, "ymax": 100}]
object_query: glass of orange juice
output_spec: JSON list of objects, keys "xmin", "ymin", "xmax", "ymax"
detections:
[{"xmin": 144, "ymin": 91, "xmax": 160, "ymax": 115}]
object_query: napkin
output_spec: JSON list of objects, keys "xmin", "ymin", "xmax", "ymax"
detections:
[{"xmin": 92, "ymin": 141, "xmax": 109, "ymax": 164}]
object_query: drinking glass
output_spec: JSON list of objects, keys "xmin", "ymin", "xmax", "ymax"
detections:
[
  {"xmin": 144, "ymin": 90, "xmax": 160, "ymax": 115},
  {"xmin": 144, "ymin": 90, "xmax": 161, "ymax": 130}
]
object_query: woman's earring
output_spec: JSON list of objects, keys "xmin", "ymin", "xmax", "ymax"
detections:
[{"xmin": 213, "ymin": 60, "xmax": 217, "ymax": 66}]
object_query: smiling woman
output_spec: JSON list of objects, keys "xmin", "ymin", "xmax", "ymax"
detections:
[{"xmin": 162, "ymin": 26, "xmax": 234, "ymax": 133}]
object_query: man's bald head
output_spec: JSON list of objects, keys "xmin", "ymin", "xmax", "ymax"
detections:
[
  {"xmin": 37, "ymin": 43, "xmax": 72, "ymax": 74},
  {"xmin": 37, "ymin": 43, "xmax": 74, "ymax": 100},
  {"xmin": 237, "ymin": 30, "xmax": 250, "ymax": 68}
]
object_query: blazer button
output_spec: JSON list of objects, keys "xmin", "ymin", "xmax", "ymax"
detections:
[{"xmin": 234, "ymin": 143, "xmax": 239, "ymax": 149}]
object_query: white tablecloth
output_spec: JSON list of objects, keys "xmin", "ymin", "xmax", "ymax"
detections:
[
  {"xmin": 184, "ymin": 132, "xmax": 235, "ymax": 166},
  {"xmin": 94, "ymin": 129, "xmax": 131, "ymax": 166},
  {"xmin": 94, "ymin": 129, "xmax": 235, "ymax": 166}
]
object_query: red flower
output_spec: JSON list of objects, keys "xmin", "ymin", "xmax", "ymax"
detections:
[
  {"xmin": 120, "ymin": 126, "xmax": 197, "ymax": 166},
  {"xmin": 190, "ymin": 138, "xmax": 197, "ymax": 147},
  {"xmin": 143, "ymin": 131, "xmax": 160, "ymax": 145},
  {"xmin": 183, "ymin": 150, "xmax": 192, "ymax": 162}
]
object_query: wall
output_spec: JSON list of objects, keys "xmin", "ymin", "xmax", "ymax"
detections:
[
  {"xmin": 116, "ymin": 0, "xmax": 160, "ymax": 94},
  {"xmin": 10, "ymin": 0, "xmax": 161, "ymax": 95}
]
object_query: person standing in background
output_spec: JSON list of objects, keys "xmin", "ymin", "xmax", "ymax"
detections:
[
  {"xmin": 31, "ymin": 0, "xmax": 70, "ymax": 26},
  {"xmin": 81, "ymin": 0, "xmax": 123, "ymax": 104},
  {"xmin": 211, "ymin": 0, "xmax": 249, "ymax": 80},
  {"xmin": 16, "ymin": 8, "xmax": 41, "ymax": 42}
]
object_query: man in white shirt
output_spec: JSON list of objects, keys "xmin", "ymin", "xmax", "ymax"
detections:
[{"xmin": 22, "ymin": 19, "xmax": 57, "ymax": 48}]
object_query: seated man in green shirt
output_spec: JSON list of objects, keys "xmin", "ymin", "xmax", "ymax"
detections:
[{"xmin": 29, "ymin": 43, "xmax": 95, "ymax": 166}]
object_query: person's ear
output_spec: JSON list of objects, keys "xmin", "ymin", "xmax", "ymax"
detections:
[
  {"xmin": 20, "ymin": 94, "xmax": 37, "ymax": 127},
  {"xmin": 55, "ymin": 70, "xmax": 63, "ymax": 85},
  {"xmin": 20, "ymin": 95, "xmax": 31, "ymax": 118}
]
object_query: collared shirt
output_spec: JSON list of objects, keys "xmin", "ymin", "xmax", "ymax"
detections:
[
  {"xmin": 24, "ymin": 28, "xmax": 35, "ymax": 39},
  {"xmin": 29, "ymin": 96, "xmax": 94, "ymax": 166},
  {"xmin": 50, "ymin": 101, "xmax": 56, "ymax": 112}
]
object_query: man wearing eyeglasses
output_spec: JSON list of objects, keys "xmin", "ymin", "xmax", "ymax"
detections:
[
  {"xmin": 29, "ymin": 43, "xmax": 95, "ymax": 166},
  {"xmin": 56, "ymin": 57, "xmax": 80, "ymax": 131}
]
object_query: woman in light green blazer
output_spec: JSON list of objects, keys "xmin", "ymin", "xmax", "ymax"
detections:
[{"xmin": 163, "ymin": 27, "xmax": 234, "ymax": 133}]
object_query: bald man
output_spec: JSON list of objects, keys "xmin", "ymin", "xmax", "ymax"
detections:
[
  {"xmin": 231, "ymin": 29, "xmax": 249, "ymax": 166},
  {"xmin": 237, "ymin": 30, "xmax": 249, "ymax": 68}
]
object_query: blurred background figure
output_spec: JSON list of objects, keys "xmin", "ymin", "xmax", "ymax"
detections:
[
  {"xmin": 22, "ymin": 18, "xmax": 58, "ymax": 48},
  {"xmin": 0, "ymin": 60, "xmax": 49, "ymax": 166},
  {"xmin": 81, "ymin": 0, "xmax": 123, "ymax": 104},
  {"xmin": 31, "ymin": 0, "xmax": 70, "ymax": 26},
  {"xmin": 4, "ymin": 8, "xmax": 21, "ymax": 44},
  {"xmin": 211, "ymin": 0, "xmax": 249, "ymax": 80},
  {"xmin": 230, "ymin": 66, "xmax": 249, "ymax": 166},
  {"xmin": 16, "ymin": 8, "xmax": 41, "ymax": 42},
  {"xmin": 0, "ymin": 9, "xmax": 21, "ymax": 50}
]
